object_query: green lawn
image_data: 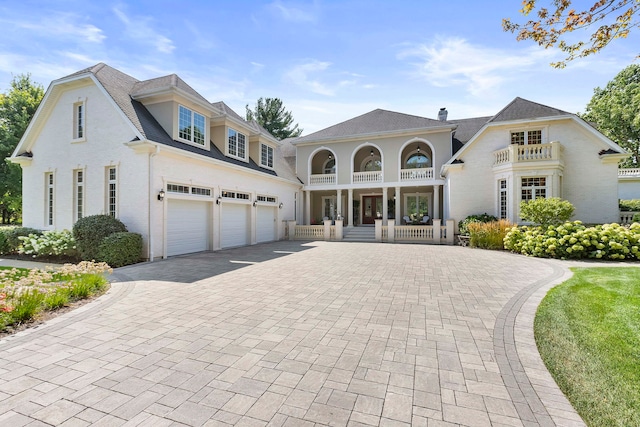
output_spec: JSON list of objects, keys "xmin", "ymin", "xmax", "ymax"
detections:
[{"xmin": 535, "ymin": 267, "xmax": 640, "ymax": 426}]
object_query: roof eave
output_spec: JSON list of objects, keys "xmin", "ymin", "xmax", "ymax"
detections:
[{"xmin": 292, "ymin": 123, "xmax": 457, "ymax": 145}]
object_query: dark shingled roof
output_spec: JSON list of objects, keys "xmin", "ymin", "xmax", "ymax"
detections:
[
  {"xmin": 60, "ymin": 63, "xmax": 296, "ymax": 181},
  {"xmin": 294, "ymin": 108, "xmax": 451, "ymax": 143},
  {"xmin": 450, "ymin": 116, "xmax": 492, "ymax": 154},
  {"xmin": 489, "ymin": 97, "xmax": 570, "ymax": 123}
]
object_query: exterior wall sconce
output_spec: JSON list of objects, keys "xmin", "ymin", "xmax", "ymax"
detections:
[
  {"xmin": 417, "ymin": 146, "xmax": 421, "ymax": 153},
  {"xmin": 279, "ymin": 202, "xmax": 284, "ymax": 209},
  {"xmin": 370, "ymin": 149, "xmax": 374, "ymax": 157},
  {"xmin": 216, "ymin": 196, "xmax": 222, "ymax": 205},
  {"xmin": 253, "ymin": 200, "xmax": 258, "ymax": 207},
  {"xmin": 328, "ymin": 153, "xmax": 333, "ymax": 160},
  {"xmin": 157, "ymin": 190, "xmax": 165, "ymax": 201}
]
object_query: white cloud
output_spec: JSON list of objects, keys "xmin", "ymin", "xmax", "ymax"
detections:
[
  {"xmin": 1, "ymin": 14, "xmax": 105, "ymax": 43},
  {"xmin": 113, "ymin": 6, "xmax": 175, "ymax": 54},
  {"xmin": 269, "ymin": 1, "xmax": 317, "ymax": 22},
  {"xmin": 398, "ymin": 37, "xmax": 557, "ymax": 96},
  {"xmin": 285, "ymin": 61, "xmax": 335, "ymax": 95}
]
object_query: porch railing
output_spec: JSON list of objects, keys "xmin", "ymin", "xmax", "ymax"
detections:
[
  {"xmin": 353, "ymin": 171, "xmax": 383, "ymax": 184},
  {"xmin": 619, "ymin": 169, "xmax": 640, "ymax": 177},
  {"xmin": 494, "ymin": 142, "xmax": 562, "ymax": 166},
  {"xmin": 309, "ymin": 173, "xmax": 336, "ymax": 185},
  {"xmin": 394, "ymin": 225, "xmax": 434, "ymax": 240},
  {"xmin": 400, "ymin": 167, "xmax": 434, "ymax": 182},
  {"xmin": 294, "ymin": 225, "xmax": 324, "ymax": 239},
  {"xmin": 620, "ymin": 211, "xmax": 640, "ymax": 224}
]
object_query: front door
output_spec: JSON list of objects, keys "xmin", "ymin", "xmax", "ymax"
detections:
[{"xmin": 362, "ymin": 196, "xmax": 383, "ymax": 224}]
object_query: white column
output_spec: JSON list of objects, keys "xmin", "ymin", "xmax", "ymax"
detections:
[
  {"xmin": 348, "ymin": 189, "xmax": 354, "ymax": 227},
  {"xmin": 337, "ymin": 189, "xmax": 343, "ymax": 219},
  {"xmin": 395, "ymin": 186, "xmax": 401, "ymax": 222},
  {"xmin": 382, "ymin": 187, "xmax": 388, "ymax": 225},
  {"xmin": 433, "ymin": 185, "xmax": 441, "ymax": 219},
  {"xmin": 305, "ymin": 190, "xmax": 311, "ymax": 225}
]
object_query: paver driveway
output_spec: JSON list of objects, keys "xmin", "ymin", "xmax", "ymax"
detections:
[{"xmin": 0, "ymin": 241, "xmax": 584, "ymax": 426}]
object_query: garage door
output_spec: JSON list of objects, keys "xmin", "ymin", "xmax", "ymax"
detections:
[
  {"xmin": 257, "ymin": 206, "xmax": 277, "ymax": 243},
  {"xmin": 167, "ymin": 199, "xmax": 210, "ymax": 256},
  {"xmin": 221, "ymin": 203, "xmax": 250, "ymax": 248}
]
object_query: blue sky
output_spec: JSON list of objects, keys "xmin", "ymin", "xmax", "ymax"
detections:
[{"xmin": 0, "ymin": 0, "xmax": 637, "ymax": 134}]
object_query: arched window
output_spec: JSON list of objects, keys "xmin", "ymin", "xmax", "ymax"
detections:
[
  {"xmin": 323, "ymin": 158, "xmax": 336, "ymax": 174},
  {"xmin": 364, "ymin": 159, "xmax": 382, "ymax": 171},
  {"xmin": 406, "ymin": 153, "xmax": 430, "ymax": 169}
]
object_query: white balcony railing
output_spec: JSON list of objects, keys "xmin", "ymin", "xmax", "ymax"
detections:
[
  {"xmin": 309, "ymin": 173, "xmax": 336, "ymax": 185},
  {"xmin": 494, "ymin": 142, "xmax": 562, "ymax": 166},
  {"xmin": 619, "ymin": 168, "xmax": 640, "ymax": 177},
  {"xmin": 353, "ymin": 171, "xmax": 383, "ymax": 184},
  {"xmin": 400, "ymin": 167, "xmax": 434, "ymax": 182}
]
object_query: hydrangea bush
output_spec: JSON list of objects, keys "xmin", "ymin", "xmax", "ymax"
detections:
[
  {"xmin": 504, "ymin": 221, "xmax": 640, "ymax": 260},
  {"xmin": 18, "ymin": 230, "xmax": 77, "ymax": 257}
]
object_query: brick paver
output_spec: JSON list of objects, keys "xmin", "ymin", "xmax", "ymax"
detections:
[{"xmin": 0, "ymin": 241, "xmax": 586, "ymax": 426}]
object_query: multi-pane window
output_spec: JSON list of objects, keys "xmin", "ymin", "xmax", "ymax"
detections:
[
  {"xmin": 167, "ymin": 184, "xmax": 189, "ymax": 194},
  {"xmin": 46, "ymin": 173, "xmax": 54, "ymax": 226},
  {"xmin": 257, "ymin": 195, "xmax": 277, "ymax": 203},
  {"xmin": 228, "ymin": 129, "xmax": 246, "ymax": 159},
  {"xmin": 73, "ymin": 102, "xmax": 85, "ymax": 140},
  {"xmin": 324, "ymin": 159, "xmax": 336, "ymax": 174},
  {"xmin": 499, "ymin": 179, "xmax": 507, "ymax": 219},
  {"xmin": 261, "ymin": 144, "xmax": 274, "ymax": 168},
  {"xmin": 222, "ymin": 190, "xmax": 250, "ymax": 200},
  {"xmin": 167, "ymin": 183, "xmax": 211, "ymax": 196},
  {"xmin": 511, "ymin": 130, "xmax": 542, "ymax": 145},
  {"xmin": 107, "ymin": 167, "xmax": 117, "ymax": 217},
  {"xmin": 74, "ymin": 170, "xmax": 84, "ymax": 222},
  {"xmin": 521, "ymin": 177, "xmax": 546, "ymax": 201},
  {"xmin": 178, "ymin": 105, "xmax": 205, "ymax": 146}
]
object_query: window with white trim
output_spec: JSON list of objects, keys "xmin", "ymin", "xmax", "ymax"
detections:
[
  {"xmin": 228, "ymin": 128, "xmax": 246, "ymax": 160},
  {"xmin": 46, "ymin": 172, "xmax": 54, "ymax": 226},
  {"xmin": 178, "ymin": 105, "xmax": 206, "ymax": 146},
  {"xmin": 521, "ymin": 177, "xmax": 546, "ymax": 201},
  {"xmin": 74, "ymin": 169, "xmax": 84, "ymax": 222},
  {"xmin": 260, "ymin": 144, "xmax": 274, "ymax": 168},
  {"xmin": 498, "ymin": 179, "xmax": 507, "ymax": 219},
  {"xmin": 222, "ymin": 190, "xmax": 250, "ymax": 200},
  {"xmin": 107, "ymin": 167, "xmax": 117, "ymax": 217},
  {"xmin": 73, "ymin": 101, "xmax": 85, "ymax": 140},
  {"xmin": 257, "ymin": 195, "xmax": 277, "ymax": 203},
  {"xmin": 167, "ymin": 183, "xmax": 211, "ymax": 197},
  {"xmin": 511, "ymin": 129, "xmax": 542, "ymax": 145}
]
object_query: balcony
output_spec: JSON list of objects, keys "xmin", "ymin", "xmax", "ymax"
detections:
[
  {"xmin": 494, "ymin": 142, "xmax": 563, "ymax": 167},
  {"xmin": 353, "ymin": 171, "xmax": 383, "ymax": 184},
  {"xmin": 400, "ymin": 167, "xmax": 434, "ymax": 182},
  {"xmin": 619, "ymin": 168, "xmax": 640, "ymax": 178},
  {"xmin": 309, "ymin": 173, "xmax": 336, "ymax": 185}
]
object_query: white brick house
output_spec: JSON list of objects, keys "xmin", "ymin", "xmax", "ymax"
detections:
[{"xmin": 11, "ymin": 64, "xmax": 628, "ymax": 255}]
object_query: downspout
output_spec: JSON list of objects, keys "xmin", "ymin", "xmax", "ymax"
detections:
[{"xmin": 148, "ymin": 145, "xmax": 160, "ymax": 261}]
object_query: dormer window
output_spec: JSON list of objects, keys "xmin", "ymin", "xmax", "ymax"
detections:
[
  {"xmin": 178, "ymin": 105, "xmax": 206, "ymax": 146},
  {"xmin": 260, "ymin": 143, "xmax": 274, "ymax": 169},
  {"xmin": 511, "ymin": 129, "xmax": 542, "ymax": 145},
  {"xmin": 228, "ymin": 128, "xmax": 246, "ymax": 160}
]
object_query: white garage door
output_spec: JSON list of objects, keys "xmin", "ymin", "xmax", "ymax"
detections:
[
  {"xmin": 257, "ymin": 206, "xmax": 277, "ymax": 243},
  {"xmin": 167, "ymin": 199, "xmax": 210, "ymax": 256},
  {"xmin": 221, "ymin": 203, "xmax": 250, "ymax": 248}
]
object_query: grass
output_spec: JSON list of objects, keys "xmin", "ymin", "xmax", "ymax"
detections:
[{"xmin": 535, "ymin": 267, "xmax": 640, "ymax": 426}]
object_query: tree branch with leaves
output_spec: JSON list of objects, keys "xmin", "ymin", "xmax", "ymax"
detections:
[{"xmin": 503, "ymin": 0, "xmax": 640, "ymax": 68}]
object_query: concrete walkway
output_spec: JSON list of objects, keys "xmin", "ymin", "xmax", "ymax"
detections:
[{"xmin": 0, "ymin": 241, "xmax": 587, "ymax": 426}]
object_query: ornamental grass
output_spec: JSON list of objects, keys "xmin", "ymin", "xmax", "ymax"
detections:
[{"xmin": 467, "ymin": 219, "xmax": 513, "ymax": 250}]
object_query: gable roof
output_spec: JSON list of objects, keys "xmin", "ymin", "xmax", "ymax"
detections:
[
  {"xmin": 293, "ymin": 108, "xmax": 453, "ymax": 143},
  {"xmin": 489, "ymin": 97, "xmax": 570, "ymax": 123}
]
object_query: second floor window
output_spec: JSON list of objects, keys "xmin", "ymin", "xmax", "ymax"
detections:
[
  {"xmin": 406, "ymin": 153, "xmax": 430, "ymax": 169},
  {"xmin": 73, "ymin": 101, "xmax": 85, "ymax": 140},
  {"xmin": 261, "ymin": 144, "xmax": 274, "ymax": 168},
  {"xmin": 178, "ymin": 105, "xmax": 205, "ymax": 146},
  {"xmin": 228, "ymin": 128, "xmax": 246, "ymax": 160},
  {"xmin": 324, "ymin": 158, "xmax": 335, "ymax": 174},
  {"xmin": 364, "ymin": 159, "xmax": 382, "ymax": 171},
  {"xmin": 511, "ymin": 130, "xmax": 542, "ymax": 145}
]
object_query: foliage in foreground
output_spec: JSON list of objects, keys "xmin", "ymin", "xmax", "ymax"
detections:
[
  {"xmin": 504, "ymin": 221, "xmax": 640, "ymax": 260},
  {"xmin": 458, "ymin": 213, "xmax": 498, "ymax": 236},
  {"xmin": 519, "ymin": 197, "xmax": 574, "ymax": 226},
  {"xmin": 467, "ymin": 220, "xmax": 513, "ymax": 249},
  {"xmin": 0, "ymin": 261, "xmax": 112, "ymax": 331},
  {"xmin": 19, "ymin": 229, "xmax": 77, "ymax": 257},
  {"xmin": 535, "ymin": 267, "xmax": 640, "ymax": 427}
]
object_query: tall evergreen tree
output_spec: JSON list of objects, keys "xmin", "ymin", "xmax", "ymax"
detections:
[
  {"xmin": 246, "ymin": 97, "xmax": 303, "ymax": 140},
  {"xmin": 581, "ymin": 64, "xmax": 640, "ymax": 168},
  {"xmin": 0, "ymin": 74, "xmax": 45, "ymax": 223}
]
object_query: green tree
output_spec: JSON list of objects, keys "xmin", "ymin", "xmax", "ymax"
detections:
[
  {"xmin": 581, "ymin": 64, "xmax": 640, "ymax": 167},
  {"xmin": 245, "ymin": 97, "xmax": 303, "ymax": 140},
  {"xmin": 0, "ymin": 74, "xmax": 44, "ymax": 223},
  {"xmin": 503, "ymin": 0, "xmax": 640, "ymax": 68}
]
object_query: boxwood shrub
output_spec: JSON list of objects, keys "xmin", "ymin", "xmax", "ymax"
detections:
[
  {"xmin": 96, "ymin": 232, "xmax": 142, "ymax": 267},
  {"xmin": 504, "ymin": 221, "xmax": 640, "ymax": 260},
  {"xmin": 73, "ymin": 215, "xmax": 127, "ymax": 261}
]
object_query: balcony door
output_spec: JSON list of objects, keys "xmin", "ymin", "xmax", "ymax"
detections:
[{"xmin": 362, "ymin": 196, "xmax": 383, "ymax": 225}]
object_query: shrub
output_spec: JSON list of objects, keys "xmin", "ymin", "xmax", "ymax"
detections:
[
  {"xmin": 633, "ymin": 213, "xmax": 640, "ymax": 223},
  {"xmin": 73, "ymin": 215, "xmax": 127, "ymax": 261},
  {"xmin": 468, "ymin": 220, "xmax": 513, "ymax": 249},
  {"xmin": 18, "ymin": 230, "xmax": 78, "ymax": 258},
  {"xmin": 0, "ymin": 231, "xmax": 9, "ymax": 254},
  {"xmin": 459, "ymin": 213, "xmax": 498, "ymax": 235},
  {"xmin": 520, "ymin": 197, "xmax": 574, "ymax": 226},
  {"xmin": 504, "ymin": 221, "xmax": 640, "ymax": 260},
  {"xmin": 3, "ymin": 227, "xmax": 42, "ymax": 254},
  {"xmin": 619, "ymin": 199, "xmax": 640, "ymax": 212},
  {"xmin": 96, "ymin": 232, "xmax": 142, "ymax": 267}
]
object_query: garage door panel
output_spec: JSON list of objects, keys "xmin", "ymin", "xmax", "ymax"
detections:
[
  {"xmin": 167, "ymin": 199, "xmax": 209, "ymax": 256},
  {"xmin": 221, "ymin": 204, "xmax": 249, "ymax": 248},
  {"xmin": 257, "ymin": 206, "xmax": 276, "ymax": 243}
]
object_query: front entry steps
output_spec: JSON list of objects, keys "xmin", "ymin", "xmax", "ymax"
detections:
[{"xmin": 343, "ymin": 226, "xmax": 376, "ymax": 242}]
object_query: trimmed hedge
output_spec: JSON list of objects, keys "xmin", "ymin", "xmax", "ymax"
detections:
[
  {"xmin": 73, "ymin": 215, "xmax": 127, "ymax": 261},
  {"xmin": 504, "ymin": 221, "xmax": 640, "ymax": 260},
  {"xmin": 96, "ymin": 232, "xmax": 142, "ymax": 267}
]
